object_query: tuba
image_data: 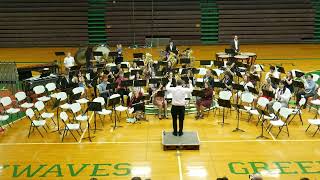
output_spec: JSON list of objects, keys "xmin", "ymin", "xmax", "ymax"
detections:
[
  {"xmin": 168, "ymin": 52, "xmax": 178, "ymax": 67},
  {"xmin": 74, "ymin": 44, "xmax": 110, "ymax": 65}
]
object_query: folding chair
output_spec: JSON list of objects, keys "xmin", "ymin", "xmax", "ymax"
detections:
[
  {"xmin": 15, "ymin": 91, "xmax": 33, "ymax": 109},
  {"xmin": 268, "ymin": 107, "xmax": 292, "ymax": 138},
  {"xmin": 93, "ymin": 97, "xmax": 112, "ymax": 126},
  {"xmin": 33, "ymin": 85, "xmax": 50, "ymax": 102},
  {"xmin": 0, "ymin": 97, "xmax": 20, "ymax": 126},
  {"xmin": 45, "ymin": 82, "xmax": 59, "ymax": 99},
  {"xmin": 111, "ymin": 94, "xmax": 128, "ymax": 122},
  {"xmin": 34, "ymin": 101, "xmax": 56, "ymax": 125},
  {"xmin": 215, "ymin": 90, "xmax": 232, "ymax": 115},
  {"xmin": 289, "ymin": 98, "xmax": 306, "ymax": 125},
  {"xmin": 248, "ymin": 97, "xmax": 269, "ymax": 124},
  {"xmin": 70, "ymin": 103, "xmax": 88, "ymax": 131},
  {"xmin": 60, "ymin": 112, "xmax": 81, "ymax": 142},
  {"xmin": 0, "ymin": 114, "xmax": 10, "ymax": 129},
  {"xmin": 25, "ymin": 108, "xmax": 48, "ymax": 138},
  {"xmin": 72, "ymin": 87, "xmax": 89, "ymax": 105}
]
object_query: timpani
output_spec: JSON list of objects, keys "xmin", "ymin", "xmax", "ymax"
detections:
[
  {"xmin": 217, "ymin": 54, "xmax": 232, "ymax": 61},
  {"xmin": 241, "ymin": 52, "xmax": 257, "ymax": 65},
  {"xmin": 215, "ymin": 52, "xmax": 227, "ymax": 60},
  {"xmin": 234, "ymin": 55, "xmax": 249, "ymax": 64}
]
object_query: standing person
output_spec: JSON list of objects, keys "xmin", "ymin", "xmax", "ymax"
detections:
[
  {"xmin": 85, "ymin": 46, "xmax": 93, "ymax": 70},
  {"xmin": 230, "ymin": 35, "xmax": 240, "ymax": 53},
  {"xmin": 166, "ymin": 79, "xmax": 193, "ymax": 136},
  {"xmin": 63, "ymin": 52, "xmax": 75, "ymax": 72}
]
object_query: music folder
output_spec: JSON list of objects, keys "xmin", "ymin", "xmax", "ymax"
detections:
[
  {"xmin": 192, "ymin": 68, "xmax": 200, "ymax": 74},
  {"xmin": 133, "ymin": 53, "xmax": 143, "ymax": 59},
  {"xmin": 155, "ymin": 70, "xmax": 165, "ymax": 77},
  {"xmin": 270, "ymin": 77, "xmax": 280, "ymax": 85},
  {"xmin": 120, "ymin": 80, "xmax": 133, "ymax": 87},
  {"xmin": 248, "ymin": 86, "xmax": 258, "ymax": 95},
  {"xmin": 181, "ymin": 68, "xmax": 189, "ymax": 75},
  {"xmin": 293, "ymin": 80, "xmax": 304, "ymax": 88},
  {"xmin": 192, "ymin": 89, "xmax": 204, "ymax": 97},
  {"xmin": 200, "ymin": 60, "xmax": 212, "ymax": 66},
  {"xmin": 159, "ymin": 61, "xmax": 168, "ymax": 66},
  {"xmin": 55, "ymin": 52, "xmax": 65, "ymax": 56},
  {"xmin": 214, "ymin": 60, "xmax": 224, "ymax": 68},
  {"xmin": 131, "ymin": 69, "xmax": 143, "ymax": 76},
  {"xmin": 262, "ymin": 89, "xmax": 275, "ymax": 98},
  {"xmin": 149, "ymin": 78, "xmax": 161, "ymax": 85},
  {"xmin": 181, "ymin": 77, "xmax": 191, "ymax": 84},
  {"xmin": 196, "ymin": 81, "xmax": 204, "ymax": 88},
  {"xmin": 121, "ymin": 63, "xmax": 128, "ymax": 69},
  {"xmin": 108, "ymin": 52, "xmax": 118, "ymax": 57},
  {"xmin": 180, "ymin": 58, "xmax": 190, "ymax": 64},
  {"xmin": 232, "ymin": 84, "xmax": 245, "ymax": 91},
  {"xmin": 134, "ymin": 80, "xmax": 147, "ymax": 87},
  {"xmin": 213, "ymin": 82, "xmax": 226, "ymax": 89},
  {"xmin": 295, "ymin": 71, "xmax": 305, "ymax": 78}
]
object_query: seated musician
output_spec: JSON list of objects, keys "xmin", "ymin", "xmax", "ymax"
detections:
[
  {"xmin": 195, "ymin": 82, "xmax": 214, "ymax": 119},
  {"xmin": 234, "ymin": 74, "xmax": 254, "ymax": 103},
  {"xmin": 97, "ymin": 75, "xmax": 112, "ymax": 102},
  {"xmin": 152, "ymin": 83, "xmax": 167, "ymax": 119},
  {"xmin": 114, "ymin": 64, "xmax": 123, "ymax": 78},
  {"xmin": 64, "ymin": 52, "xmax": 75, "ymax": 71},
  {"xmin": 221, "ymin": 72, "xmax": 233, "ymax": 91},
  {"xmin": 260, "ymin": 78, "xmax": 275, "ymax": 101},
  {"xmin": 265, "ymin": 66, "xmax": 280, "ymax": 82},
  {"xmin": 168, "ymin": 72, "xmax": 177, "ymax": 87},
  {"xmin": 89, "ymin": 67, "xmax": 99, "ymax": 97},
  {"xmin": 77, "ymin": 71, "xmax": 88, "ymax": 96},
  {"xmin": 115, "ymin": 72, "xmax": 129, "ymax": 105},
  {"xmin": 104, "ymin": 65, "xmax": 115, "ymax": 79},
  {"xmin": 268, "ymin": 80, "xmax": 291, "ymax": 113},
  {"xmin": 57, "ymin": 73, "xmax": 72, "ymax": 92},
  {"xmin": 203, "ymin": 70, "xmax": 214, "ymax": 88},
  {"xmin": 296, "ymin": 74, "xmax": 317, "ymax": 108},
  {"xmin": 284, "ymin": 71, "xmax": 294, "ymax": 93},
  {"xmin": 129, "ymin": 62, "xmax": 139, "ymax": 71},
  {"xmin": 128, "ymin": 88, "xmax": 145, "ymax": 120}
]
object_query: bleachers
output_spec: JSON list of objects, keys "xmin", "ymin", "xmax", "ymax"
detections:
[{"xmin": 217, "ymin": 0, "xmax": 316, "ymax": 43}]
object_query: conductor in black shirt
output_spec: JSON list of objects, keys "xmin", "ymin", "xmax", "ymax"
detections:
[
  {"xmin": 230, "ymin": 35, "xmax": 240, "ymax": 53},
  {"xmin": 165, "ymin": 41, "xmax": 178, "ymax": 55}
]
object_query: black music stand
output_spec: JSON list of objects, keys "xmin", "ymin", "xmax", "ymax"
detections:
[
  {"xmin": 293, "ymin": 80, "xmax": 304, "ymax": 89},
  {"xmin": 276, "ymin": 66, "xmax": 285, "ymax": 74},
  {"xmin": 109, "ymin": 52, "xmax": 118, "ymax": 62},
  {"xmin": 115, "ymin": 57, "xmax": 123, "ymax": 65},
  {"xmin": 180, "ymin": 58, "xmax": 191, "ymax": 65},
  {"xmin": 270, "ymin": 77, "xmax": 280, "ymax": 86},
  {"xmin": 213, "ymin": 82, "xmax": 226, "ymax": 89},
  {"xmin": 131, "ymin": 69, "xmax": 143, "ymax": 76},
  {"xmin": 180, "ymin": 68, "xmax": 189, "ymax": 75},
  {"xmin": 192, "ymin": 89, "xmax": 204, "ymax": 97},
  {"xmin": 256, "ymin": 109, "xmax": 270, "ymax": 139},
  {"xmin": 155, "ymin": 70, "xmax": 165, "ymax": 77},
  {"xmin": 217, "ymin": 99, "xmax": 231, "ymax": 126},
  {"xmin": 250, "ymin": 74, "xmax": 260, "ymax": 83},
  {"xmin": 93, "ymin": 51, "xmax": 103, "ymax": 57},
  {"xmin": 192, "ymin": 68, "xmax": 200, "ymax": 75},
  {"xmin": 51, "ymin": 98, "xmax": 62, "ymax": 134},
  {"xmin": 200, "ymin": 60, "xmax": 212, "ymax": 66},
  {"xmin": 121, "ymin": 80, "xmax": 133, "ymax": 87},
  {"xmin": 124, "ymin": 72, "xmax": 130, "ymax": 78},
  {"xmin": 262, "ymin": 90, "xmax": 275, "ymax": 99},
  {"xmin": 134, "ymin": 80, "xmax": 147, "ymax": 87},
  {"xmin": 69, "ymin": 93, "xmax": 81, "ymax": 104},
  {"xmin": 109, "ymin": 96, "xmax": 122, "ymax": 130},
  {"xmin": 159, "ymin": 61, "xmax": 168, "ymax": 66},
  {"xmin": 133, "ymin": 53, "xmax": 144, "ymax": 59},
  {"xmin": 232, "ymin": 83, "xmax": 245, "ymax": 102},
  {"xmin": 232, "ymin": 104, "xmax": 245, "ymax": 132},
  {"xmin": 295, "ymin": 71, "xmax": 305, "ymax": 78},
  {"xmin": 149, "ymin": 78, "xmax": 161, "ymax": 85},
  {"xmin": 120, "ymin": 63, "xmax": 128, "ymax": 69},
  {"xmin": 248, "ymin": 86, "xmax": 258, "ymax": 95},
  {"xmin": 87, "ymin": 102, "xmax": 103, "ymax": 133},
  {"xmin": 196, "ymin": 81, "xmax": 204, "ymax": 88},
  {"xmin": 181, "ymin": 77, "xmax": 193, "ymax": 84}
]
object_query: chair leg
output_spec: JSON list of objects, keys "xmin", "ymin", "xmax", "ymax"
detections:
[
  {"xmin": 312, "ymin": 126, "xmax": 320, "ymax": 137},
  {"xmin": 76, "ymin": 130, "xmax": 81, "ymax": 136},
  {"xmin": 62, "ymin": 129, "xmax": 67, "ymax": 142},
  {"xmin": 299, "ymin": 113, "xmax": 303, "ymax": 125},
  {"xmin": 276, "ymin": 126, "xmax": 284, "ymax": 138},
  {"xmin": 99, "ymin": 115, "xmax": 104, "ymax": 127},
  {"xmin": 35, "ymin": 127, "xmax": 43, "ymax": 137},
  {"xmin": 51, "ymin": 118, "xmax": 56, "ymax": 126},
  {"xmin": 28, "ymin": 125, "xmax": 32, "ymax": 138},
  {"xmin": 286, "ymin": 125, "xmax": 289, "ymax": 137},
  {"xmin": 42, "ymin": 126, "xmax": 48, "ymax": 133},
  {"xmin": 305, "ymin": 124, "xmax": 312, "ymax": 132},
  {"xmin": 69, "ymin": 131, "xmax": 78, "ymax": 142},
  {"xmin": 247, "ymin": 114, "xmax": 252, "ymax": 122}
]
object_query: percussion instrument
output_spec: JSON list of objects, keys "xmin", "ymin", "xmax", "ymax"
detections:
[{"xmin": 241, "ymin": 52, "xmax": 257, "ymax": 65}]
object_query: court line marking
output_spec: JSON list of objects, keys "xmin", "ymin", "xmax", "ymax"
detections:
[
  {"xmin": 78, "ymin": 113, "xmax": 94, "ymax": 143},
  {"xmin": 176, "ymin": 150, "xmax": 183, "ymax": 180},
  {"xmin": 1, "ymin": 139, "xmax": 320, "ymax": 146}
]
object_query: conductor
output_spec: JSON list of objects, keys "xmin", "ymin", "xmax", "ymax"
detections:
[{"xmin": 166, "ymin": 79, "xmax": 193, "ymax": 136}]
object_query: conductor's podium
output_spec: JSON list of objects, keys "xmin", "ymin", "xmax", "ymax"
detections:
[{"xmin": 162, "ymin": 130, "xmax": 200, "ymax": 151}]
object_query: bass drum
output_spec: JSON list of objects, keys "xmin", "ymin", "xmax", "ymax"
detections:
[{"xmin": 74, "ymin": 45, "xmax": 111, "ymax": 65}]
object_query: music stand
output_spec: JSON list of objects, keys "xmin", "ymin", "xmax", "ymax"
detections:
[
  {"xmin": 131, "ymin": 69, "xmax": 143, "ymax": 76},
  {"xmin": 196, "ymin": 81, "xmax": 204, "ymax": 88},
  {"xmin": 120, "ymin": 63, "xmax": 128, "ymax": 69},
  {"xmin": 159, "ymin": 61, "xmax": 168, "ymax": 66},
  {"xmin": 155, "ymin": 70, "xmax": 165, "ymax": 77},
  {"xmin": 121, "ymin": 80, "xmax": 133, "ymax": 87},
  {"xmin": 108, "ymin": 96, "xmax": 121, "ymax": 130},
  {"xmin": 250, "ymin": 74, "xmax": 260, "ymax": 82},
  {"xmin": 135, "ymin": 60, "xmax": 144, "ymax": 67},
  {"xmin": 93, "ymin": 51, "xmax": 103, "ymax": 57},
  {"xmin": 293, "ymin": 80, "xmax": 304, "ymax": 89},
  {"xmin": 149, "ymin": 78, "xmax": 161, "ymax": 85},
  {"xmin": 55, "ymin": 51, "xmax": 65, "ymax": 72},
  {"xmin": 262, "ymin": 90, "xmax": 275, "ymax": 99},
  {"xmin": 270, "ymin": 77, "xmax": 280, "ymax": 86},
  {"xmin": 180, "ymin": 68, "xmax": 189, "ymax": 75},
  {"xmin": 200, "ymin": 60, "xmax": 212, "ymax": 66},
  {"xmin": 181, "ymin": 77, "xmax": 192, "ymax": 84},
  {"xmin": 256, "ymin": 108, "xmax": 270, "ymax": 139},
  {"xmin": 213, "ymin": 82, "xmax": 226, "ymax": 89},
  {"xmin": 295, "ymin": 71, "xmax": 305, "ymax": 78},
  {"xmin": 69, "ymin": 93, "xmax": 81, "ymax": 104},
  {"xmin": 87, "ymin": 102, "xmax": 103, "ymax": 133},
  {"xmin": 276, "ymin": 66, "xmax": 285, "ymax": 74},
  {"xmin": 248, "ymin": 86, "xmax": 258, "ymax": 95},
  {"xmin": 180, "ymin": 58, "xmax": 191, "ymax": 65},
  {"xmin": 217, "ymin": 99, "xmax": 231, "ymax": 126},
  {"xmin": 232, "ymin": 104, "xmax": 245, "ymax": 132},
  {"xmin": 133, "ymin": 53, "xmax": 144, "ymax": 59},
  {"xmin": 192, "ymin": 68, "xmax": 200, "ymax": 75},
  {"xmin": 124, "ymin": 72, "xmax": 130, "ymax": 78},
  {"xmin": 134, "ymin": 80, "xmax": 147, "ymax": 87},
  {"xmin": 192, "ymin": 89, "xmax": 204, "ymax": 97}
]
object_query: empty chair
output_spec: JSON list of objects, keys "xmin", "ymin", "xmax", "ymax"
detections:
[
  {"xmin": 33, "ymin": 85, "xmax": 50, "ymax": 102},
  {"xmin": 58, "ymin": 92, "xmax": 71, "ymax": 111},
  {"xmin": 70, "ymin": 103, "xmax": 88, "ymax": 130},
  {"xmin": 289, "ymin": 98, "xmax": 306, "ymax": 125},
  {"xmin": 268, "ymin": 107, "xmax": 293, "ymax": 138},
  {"xmin": 60, "ymin": 112, "xmax": 81, "ymax": 142},
  {"xmin": 45, "ymin": 83, "xmax": 59, "ymax": 99},
  {"xmin": 0, "ymin": 97, "xmax": 20, "ymax": 125},
  {"xmin": 0, "ymin": 114, "xmax": 10, "ymax": 129},
  {"xmin": 34, "ymin": 101, "xmax": 55, "ymax": 125},
  {"xmin": 306, "ymin": 109, "xmax": 320, "ymax": 137},
  {"xmin": 15, "ymin": 91, "xmax": 33, "ymax": 109},
  {"xmin": 25, "ymin": 108, "xmax": 47, "ymax": 138},
  {"xmin": 93, "ymin": 97, "xmax": 112, "ymax": 126},
  {"xmin": 72, "ymin": 87, "xmax": 89, "ymax": 105},
  {"xmin": 241, "ymin": 92, "xmax": 254, "ymax": 111},
  {"xmin": 248, "ymin": 97, "xmax": 269, "ymax": 123},
  {"xmin": 111, "ymin": 94, "xmax": 128, "ymax": 121}
]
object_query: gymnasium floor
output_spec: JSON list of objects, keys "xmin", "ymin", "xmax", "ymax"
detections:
[{"xmin": 0, "ymin": 44, "xmax": 320, "ymax": 180}]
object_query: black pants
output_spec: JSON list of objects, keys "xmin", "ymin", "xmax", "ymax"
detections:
[
  {"xmin": 171, "ymin": 105, "xmax": 185, "ymax": 133},
  {"xmin": 296, "ymin": 91, "xmax": 314, "ymax": 107}
]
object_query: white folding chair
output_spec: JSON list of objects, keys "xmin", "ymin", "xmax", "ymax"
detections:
[
  {"xmin": 60, "ymin": 112, "xmax": 81, "ymax": 142},
  {"xmin": 25, "ymin": 108, "xmax": 48, "ymax": 138},
  {"xmin": 45, "ymin": 82, "xmax": 59, "ymax": 99},
  {"xmin": 241, "ymin": 92, "xmax": 254, "ymax": 111},
  {"xmin": 34, "ymin": 101, "xmax": 56, "ymax": 125},
  {"xmin": 306, "ymin": 109, "xmax": 320, "ymax": 137},
  {"xmin": 289, "ymin": 98, "xmax": 306, "ymax": 125},
  {"xmin": 111, "ymin": 94, "xmax": 128, "ymax": 122},
  {"xmin": 93, "ymin": 97, "xmax": 112, "ymax": 126},
  {"xmin": 248, "ymin": 97, "xmax": 269, "ymax": 123},
  {"xmin": 268, "ymin": 107, "xmax": 292, "ymax": 138},
  {"xmin": 33, "ymin": 85, "xmax": 50, "ymax": 102},
  {"xmin": 15, "ymin": 91, "xmax": 33, "ymax": 109},
  {"xmin": 58, "ymin": 92, "xmax": 71, "ymax": 111},
  {"xmin": 0, "ymin": 96, "xmax": 20, "ymax": 126},
  {"xmin": 70, "ymin": 103, "xmax": 88, "ymax": 131},
  {"xmin": 0, "ymin": 114, "xmax": 10, "ymax": 129},
  {"xmin": 72, "ymin": 87, "xmax": 89, "ymax": 105}
]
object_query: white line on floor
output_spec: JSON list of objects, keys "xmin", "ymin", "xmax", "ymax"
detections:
[
  {"xmin": 78, "ymin": 113, "xmax": 94, "ymax": 143},
  {"xmin": 176, "ymin": 150, "xmax": 183, "ymax": 180}
]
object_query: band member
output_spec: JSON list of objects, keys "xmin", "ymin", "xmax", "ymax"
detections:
[
  {"xmin": 152, "ymin": 84, "xmax": 167, "ymax": 119},
  {"xmin": 115, "ymin": 72, "xmax": 129, "ymax": 105},
  {"xmin": 230, "ymin": 35, "xmax": 240, "ymax": 53},
  {"xmin": 85, "ymin": 46, "xmax": 93, "ymax": 70},
  {"xmin": 203, "ymin": 69, "xmax": 214, "ymax": 88},
  {"xmin": 296, "ymin": 74, "xmax": 317, "ymax": 108},
  {"xmin": 63, "ymin": 52, "xmax": 75, "ymax": 70},
  {"xmin": 221, "ymin": 72, "xmax": 233, "ymax": 91},
  {"xmin": 97, "ymin": 75, "xmax": 112, "ymax": 102},
  {"xmin": 116, "ymin": 43, "xmax": 123, "ymax": 57},
  {"xmin": 166, "ymin": 79, "xmax": 193, "ymax": 136},
  {"xmin": 268, "ymin": 80, "xmax": 292, "ymax": 112},
  {"xmin": 89, "ymin": 67, "xmax": 99, "ymax": 97},
  {"xmin": 128, "ymin": 88, "xmax": 144, "ymax": 120},
  {"xmin": 195, "ymin": 82, "xmax": 214, "ymax": 119},
  {"xmin": 165, "ymin": 41, "xmax": 178, "ymax": 55},
  {"xmin": 265, "ymin": 66, "xmax": 280, "ymax": 82},
  {"xmin": 284, "ymin": 71, "xmax": 294, "ymax": 93}
]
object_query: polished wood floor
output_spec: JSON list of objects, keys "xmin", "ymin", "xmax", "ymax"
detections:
[{"xmin": 0, "ymin": 44, "xmax": 320, "ymax": 180}]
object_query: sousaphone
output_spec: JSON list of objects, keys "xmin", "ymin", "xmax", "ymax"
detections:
[{"xmin": 75, "ymin": 44, "xmax": 110, "ymax": 65}]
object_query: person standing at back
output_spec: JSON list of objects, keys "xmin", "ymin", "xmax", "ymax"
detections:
[{"xmin": 166, "ymin": 79, "xmax": 193, "ymax": 136}]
